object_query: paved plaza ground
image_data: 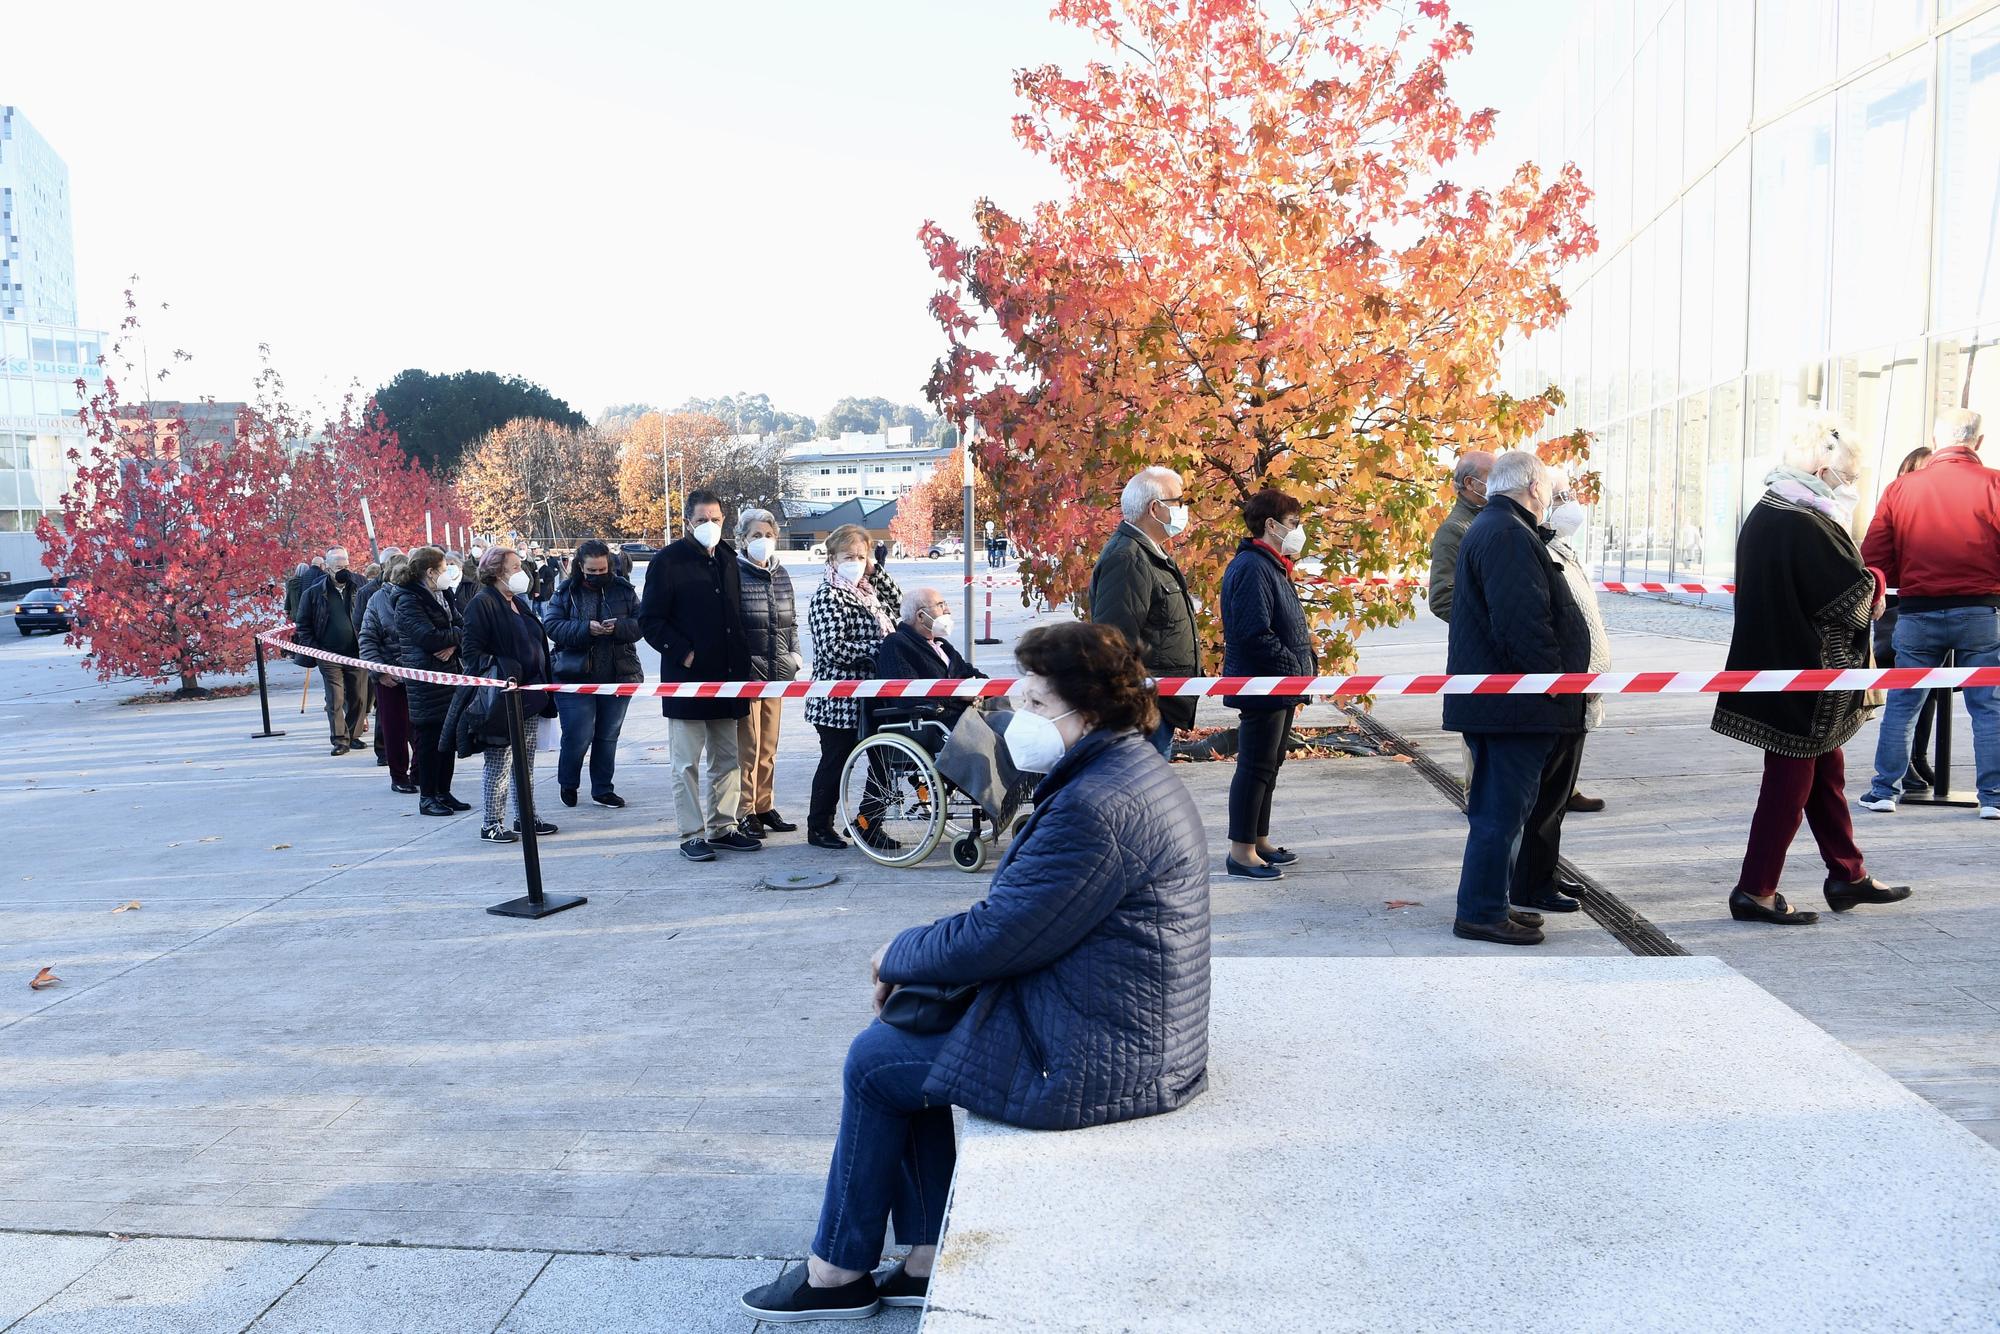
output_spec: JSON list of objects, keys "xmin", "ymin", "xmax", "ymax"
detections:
[{"xmin": 0, "ymin": 559, "xmax": 1995, "ymax": 1329}]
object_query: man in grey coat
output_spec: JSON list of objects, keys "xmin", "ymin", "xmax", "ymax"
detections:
[
  {"xmin": 1088, "ymin": 466, "xmax": 1201, "ymax": 756},
  {"xmin": 1427, "ymin": 450, "xmax": 1493, "ymax": 623}
]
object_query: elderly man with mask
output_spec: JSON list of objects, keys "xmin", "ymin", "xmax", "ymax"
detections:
[
  {"xmin": 1089, "ymin": 466, "xmax": 1201, "ymax": 756},
  {"xmin": 1427, "ymin": 450, "xmax": 1493, "ymax": 623},
  {"xmin": 294, "ymin": 546, "xmax": 374, "ymax": 756},
  {"xmin": 1442, "ymin": 451, "xmax": 1594, "ymax": 945},
  {"xmin": 874, "ymin": 586, "xmax": 982, "ymax": 690}
]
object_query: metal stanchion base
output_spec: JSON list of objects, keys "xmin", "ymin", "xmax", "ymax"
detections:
[
  {"xmin": 1901, "ymin": 797, "xmax": 1980, "ymax": 809},
  {"xmin": 975, "ymin": 638, "xmax": 1002, "ymax": 646},
  {"xmin": 486, "ymin": 892, "xmax": 588, "ymax": 920},
  {"xmin": 250, "ymin": 728, "xmax": 287, "ymax": 739}
]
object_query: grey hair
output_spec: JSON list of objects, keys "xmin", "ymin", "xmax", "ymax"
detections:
[
  {"xmin": 736, "ymin": 506, "xmax": 778, "ymax": 541},
  {"xmin": 325, "ymin": 546, "xmax": 349, "ymax": 562},
  {"xmin": 1485, "ymin": 450, "xmax": 1548, "ymax": 499},
  {"xmin": 1934, "ymin": 407, "xmax": 1983, "ymax": 449},
  {"xmin": 1451, "ymin": 451, "xmax": 1494, "ymax": 492},
  {"xmin": 1119, "ymin": 466, "xmax": 1181, "ymax": 522},
  {"xmin": 1781, "ymin": 412, "xmax": 1862, "ymax": 476},
  {"xmin": 901, "ymin": 586, "xmax": 946, "ymax": 621}
]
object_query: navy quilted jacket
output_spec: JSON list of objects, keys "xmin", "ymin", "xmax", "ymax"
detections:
[
  {"xmin": 879, "ymin": 728, "xmax": 1211, "ymax": 1130},
  {"xmin": 1441, "ymin": 494, "xmax": 1591, "ymax": 736}
]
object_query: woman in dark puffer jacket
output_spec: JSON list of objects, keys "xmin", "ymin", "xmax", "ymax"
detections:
[
  {"xmin": 390, "ymin": 547, "xmax": 469, "ymax": 817},
  {"xmin": 741, "ymin": 621, "xmax": 1210, "ymax": 1324}
]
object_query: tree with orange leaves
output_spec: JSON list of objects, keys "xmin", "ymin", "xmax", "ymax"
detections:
[
  {"xmin": 887, "ymin": 446, "xmax": 1004, "ymax": 553},
  {"xmin": 920, "ymin": 0, "xmax": 1596, "ymax": 667}
]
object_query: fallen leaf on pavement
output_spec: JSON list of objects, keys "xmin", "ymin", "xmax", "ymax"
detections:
[
  {"xmin": 1384, "ymin": 900, "xmax": 1422, "ymax": 910},
  {"xmin": 112, "ymin": 901, "xmax": 141, "ymax": 913},
  {"xmin": 1389, "ymin": 754, "xmax": 1414, "ymax": 764},
  {"xmin": 271, "ymin": 844, "xmax": 291, "ymax": 850},
  {"xmin": 29, "ymin": 967, "xmax": 59, "ymax": 990},
  {"xmin": 108, "ymin": 1232, "xmax": 131, "ymax": 1242},
  {"xmin": 198, "ymin": 836, "xmax": 220, "ymax": 843}
]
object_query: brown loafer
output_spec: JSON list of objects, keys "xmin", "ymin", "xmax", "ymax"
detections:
[{"xmin": 1565, "ymin": 791, "xmax": 1606, "ymax": 813}]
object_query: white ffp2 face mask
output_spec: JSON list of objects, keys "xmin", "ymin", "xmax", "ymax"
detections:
[
  {"xmin": 692, "ymin": 521, "xmax": 723, "ymax": 550},
  {"xmin": 1158, "ymin": 501, "xmax": 1190, "ymax": 537},
  {"xmin": 1004, "ymin": 707, "xmax": 1075, "ymax": 774},
  {"xmin": 835, "ymin": 558, "xmax": 866, "ymax": 585},
  {"xmin": 1280, "ymin": 524, "xmax": 1307, "ymax": 557},
  {"xmin": 1550, "ymin": 501, "xmax": 1587, "ymax": 539},
  {"xmin": 929, "ymin": 612, "xmax": 954, "ymax": 640},
  {"xmin": 505, "ymin": 570, "xmax": 532, "ymax": 596},
  {"xmin": 746, "ymin": 536, "xmax": 775, "ymax": 564}
]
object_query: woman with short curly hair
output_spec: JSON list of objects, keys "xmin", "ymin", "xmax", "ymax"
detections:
[{"xmin": 741, "ymin": 620, "xmax": 1209, "ymax": 1323}]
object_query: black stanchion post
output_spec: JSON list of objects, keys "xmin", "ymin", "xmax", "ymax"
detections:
[
  {"xmin": 1906, "ymin": 650, "xmax": 1976, "ymax": 809},
  {"xmin": 250, "ymin": 636, "xmax": 286, "ymax": 739},
  {"xmin": 487, "ymin": 686, "xmax": 587, "ymax": 919}
]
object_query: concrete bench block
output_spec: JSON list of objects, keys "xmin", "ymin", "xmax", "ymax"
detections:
[{"xmin": 924, "ymin": 956, "xmax": 2000, "ymax": 1332}]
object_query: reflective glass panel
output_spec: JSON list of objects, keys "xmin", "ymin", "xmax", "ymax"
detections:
[
  {"xmin": 1749, "ymin": 97, "xmax": 1836, "ymax": 370},
  {"xmin": 1832, "ymin": 49, "xmax": 1931, "ymax": 349},
  {"xmin": 1705, "ymin": 379, "xmax": 1746, "ymax": 579},
  {"xmin": 1837, "ymin": 339, "xmax": 1927, "ymax": 537},
  {"xmin": 1935, "ymin": 11, "xmax": 2000, "ymax": 333},
  {"xmin": 1839, "ymin": 0, "xmax": 1929, "ymax": 75},
  {"xmin": 1756, "ymin": 0, "xmax": 1838, "ymax": 116},
  {"xmin": 1675, "ymin": 393, "xmax": 1708, "ymax": 577}
]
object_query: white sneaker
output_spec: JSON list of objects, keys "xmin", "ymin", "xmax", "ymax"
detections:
[
  {"xmin": 1980, "ymin": 806, "xmax": 2000, "ymax": 821},
  {"xmin": 1857, "ymin": 796, "xmax": 1897, "ymax": 813}
]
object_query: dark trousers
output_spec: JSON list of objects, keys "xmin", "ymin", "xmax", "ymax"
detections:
[
  {"xmin": 375, "ymin": 681, "xmax": 413, "ymax": 786},
  {"xmin": 1455, "ymin": 733, "xmax": 1559, "ymax": 925},
  {"xmin": 1510, "ymin": 731, "xmax": 1587, "ymax": 899},
  {"xmin": 813, "ymin": 1020, "xmax": 955, "ymax": 1272},
  {"xmin": 555, "ymin": 693, "xmax": 631, "ymax": 798},
  {"xmin": 319, "ymin": 664, "xmax": 370, "ymax": 745},
  {"xmin": 412, "ymin": 715, "xmax": 457, "ymax": 800},
  {"xmin": 811, "ymin": 725, "xmax": 857, "ymax": 833},
  {"xmin": 1736, "ymin": 748, "xmax": 1866, "ymax": 897},
  {"xmin": 1227, "ymin": 705, "xmax": 1294, "ymax": 843}
]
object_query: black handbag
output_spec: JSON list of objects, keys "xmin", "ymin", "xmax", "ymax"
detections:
[{"xmin": 879, "ymin": 982, "xmax": 978, "ymax": 1034}]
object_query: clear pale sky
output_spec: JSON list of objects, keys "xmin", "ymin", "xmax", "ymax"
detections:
[{"xmin": 1, "ymin": 0, "xmax": 1580, "ymax": 421}]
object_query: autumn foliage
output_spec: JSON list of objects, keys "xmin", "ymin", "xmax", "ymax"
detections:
[
  {"xmin": 611, "ymin": 411, "xmax": 787, "ymax": 538},
  {"xmin": 888, "ymin": 446, "xmax": 1004, "ymax": 553},
  {"xmin": 457, "ymin": 418, "xmax": 621, "ymax": 547},
  {"xmin": 921, "ymin": 0, "xmax": 1596, "ymax": 666}
]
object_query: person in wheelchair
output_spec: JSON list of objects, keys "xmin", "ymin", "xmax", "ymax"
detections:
[{"xmin": 849, "ymin": 588, "xmax": 987, "ymax": 854}]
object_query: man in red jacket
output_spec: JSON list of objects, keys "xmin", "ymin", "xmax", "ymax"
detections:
[{"xmin": 1858, "ymin": 408, "xmax": 2000, "ymax": 819}]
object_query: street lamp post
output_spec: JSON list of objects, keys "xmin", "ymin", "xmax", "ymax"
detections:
[{"xmin": 961, "ymin": 420, "xmax": 976, "ymax": 666}]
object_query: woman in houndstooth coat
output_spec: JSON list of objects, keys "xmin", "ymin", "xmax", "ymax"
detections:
[{"xmin": 804, "ymin": 523, "xmax": 902, "ymax": 848}]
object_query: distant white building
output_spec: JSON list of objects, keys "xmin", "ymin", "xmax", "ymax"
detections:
[{"xmin": 780, "ymin": 426, "xmax": 953, "ymax": 516}]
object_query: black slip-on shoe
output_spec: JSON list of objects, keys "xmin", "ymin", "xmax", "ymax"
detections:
[
  {"xmin": 559, "ymin": 787, "xmax": 578, "ymax": 808},
  {"xmin": 592, "ymin": 791, "xmax": 625, "ymax": 808},
  {"xmin": 1260, "ymin": 846, "xmax": 1299, "ymax": 866},
  {"xmin": 1452, "ymin": 917, "xmax": 1545, "ymax": 945},
  {"xmin": 740, "ymin": 1265, "xmax": 879, "ymax": 1323},
  {"xmin": 1729, "ymin": 889, "xmax": 1818, "ymax": 925},
  {"xmin": 739, "ymin": 816, "xmax": 768, "ymax": 841},
  {"xmin": 330, "ymin": 744, "xmax": 349, "ymax": 757},
  {"xmin": 1225, "ymin": 857, "xmax": 1283, "ymax": 880},
  {"xmin": 390, "ymin": 781, "xmax": 419, "ymax": 795},
  {"xmin": 419, "ymin": 797, "xmax": 455, "ymax": 817},
  {"xmin": 712, "ymin": 828, "xmax": 763, "ymax": 852},
  {"xmin": 807, "ymin": 828, "xmax": 850, "ymax": 850},
  {"xmin": 442, "ymin": 795, "xmax": 472, "ymax": 812},
  {"xmin": 874, "ymin": 1261, "xmax": 929, "ymax": 1309},
  {"xmin": 680, "ymin": 838, "xmax": 717, "ymax": 862},
  {"xmin": 1507, "ymin": 909, "xmax": 1544, "ymax": 929},
  {"xmin": 1823, "ymin": 875, "xmax": 1913, "ymax": 912},
  {"xmin": 1511, "ymin": 886, "xmax": 1582, "ymax": 913},
  {"xmin": 758, "ymin": 809, "xmax": 798, "ymax": 832}
]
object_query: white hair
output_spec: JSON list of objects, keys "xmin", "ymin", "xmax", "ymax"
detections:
[
  {"xmin": 1934, "ymin": 407, "xmax": 1983, "ymax": 449},
  {"xmin": 901, "ymin": 586, "xmax": 946, "ymax": 621},
  {"xmin": 325, "ymin": 546, "xmax": 349, "ymax": 562},
  {"xmin": 736, "ymin": 506, "xmax": 777, "ymax": 541},
  {"xmin": 1485, "ymin": 450, "xmax": 1548, "ymax": 499},
  {"xmin": 1120, "ymin": 466, "xmax": 1181, "ymax": 522},
  {"xmin": 1780, "ymin": 412, "xmax": 1862, "ymax": 476}
]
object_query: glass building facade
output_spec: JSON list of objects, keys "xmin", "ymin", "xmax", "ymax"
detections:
[{"xmin": 1503, "ymin": 0, "xmax": 2000, "ymax": 581}]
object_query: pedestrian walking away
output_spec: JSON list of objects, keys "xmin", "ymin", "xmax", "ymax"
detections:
[
  {"xmin": 735, "ymin": 507, "xmax": 802, "ymax": 841},
  {"xmin": 1088, "ymin": 466, "xmax": 1201, "ymax": 757},
  {"xmin": 739, "ymin": 622, "xmax": 1210, "ymax": 1324},
  {"xmin": 1713, "ymin": 414, "xmax": 1913, "ymax": 924},
  {"xmin": 445, "ymin": 547, "xmax": 560, "ymax": 844},
  {"xmin": 544, "ymin": 539, "xmax": 643, "ymax": 811},
  {"xmin": 1219, "ymin": 488, "xmax": 1316, "ymax": 881},
  {"xmin": 293, "ymin": 546, "xmax": 373, "ymax": 754},
  {"xmin": 803, "ymin": 524, "xmax": 903, "ymax": 851},
  {"xmin": 1442, "ymin": 451, "xmax": 1594, "ymax": 945},
  {"xmin": 639, "ymin": 490, "xmax": 761, "ymax": 862},
  {"xmin": 358, "ymin": 551, "xmax": 417, "ymax": 794},
  {"xmin": 1858, "ymin": 407, "xmax": 2000, "ymax": 819},
  {"xmin": 391, "ymin": 547, "xmax": 469, "ymax": 817}
]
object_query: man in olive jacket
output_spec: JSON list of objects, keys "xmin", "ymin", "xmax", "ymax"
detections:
[
  {"xmin": 1089, "ymin": 467, "xmax": 1201, "ymax": 756},
  {"xmin": 1427, "ymin": 450, "xmax": 1493, "ymax": 623}
]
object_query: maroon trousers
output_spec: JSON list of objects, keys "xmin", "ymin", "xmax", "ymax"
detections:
[
  {"xmin": 375, "ymin": 680, "xmax": 414, "ymax": 786},
  {"xmin": 1736, "ymin": 747, "xmax": 1866, "ymax": 896}
]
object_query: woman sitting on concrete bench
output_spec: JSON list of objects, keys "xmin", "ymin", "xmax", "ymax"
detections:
[{"xmin": 742, "ymin": 620, "xmax": 1213, "ymax": 1323}]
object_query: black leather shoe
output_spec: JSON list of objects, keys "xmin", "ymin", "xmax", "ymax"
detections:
[
  {"xmin": 1225, "ymin": 857, "xmax": 1283, "ymax": 880},
  {"xmin": 442, "ymin": 795, "xmax": 471, "ymax": 812},
  {"xmin": 376, "ymin": 755, "xmax": 390, "ymax": 768},
  {"xmin": 1260, "ymin": 847, "xmax": 1299, "ymax": 866},
  {"xmin": 1729, "ymin": 889, "xmax": 1818, "ymax": 924},
  {"xmin": 1453, "ymin": 917, "xmax": 1545, "ymax": 945},
  {"xmin": 559, "ymin": 787, "xmax": 578, "ymax": 808},
  {"xmin": 390, "ymin": 781, "xmax": 419, "ymax": 795},
  {"xmin": 1511, "ymin": 886, "xmax": 1582, "ymax": 913},
  {"xmin": 1824, "ymin": 875, "xmax": 1913, "ymax": 912},
  {"xmin": 807, "ymin": 827, "xmax": 850, "ymax": 850},
  {"xmin": 1508, "ymin": 908, "xmax": 1544, "ymax": 929},
  {"xmin": 419, "ymin": 797, "xmax": 454, "ymax": 817},
  {"xmin": 593, "ymin": 792, "xmax": 625, "ymax": 808},
  {"xmin": 741, "ymin": 1265, "xmax": 879, "ymax": 1323},
  {"xmin": 758, "ymin": 810, "xmax": 798, "ymax": 833},
  {"xmin": 712, "ymin": 829, "xmax": 763, "ymax": 852},
  {"xmin": 738, "ymin": 816, "xmax": 768, "ymax": 841},
  {"xmin": 856, "ymin": 825, "xmax": 902, "ymax": 853},
  {"xmin": 330, "ymin": 744, "xmax": 349, "ymax": 757}
]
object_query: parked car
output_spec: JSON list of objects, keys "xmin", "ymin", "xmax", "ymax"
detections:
[
  {"xmin": 927, "ymin": 538, "xmax": 965, "ymax": 558},
  {"xmin": 13, "ymin": 587, "xmax": 77, "ymax": 635},
  {"xmin": 618, "ymin": 541, "xmax": 660, "ymax": 563}
]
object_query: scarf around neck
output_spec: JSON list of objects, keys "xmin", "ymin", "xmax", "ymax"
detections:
[
  {"xmin": 829, "ymin": 565, "xmax": 894, "ymax": 633},
  {"xmin": 1764, "ymin": 465, "xmax": 1844, "ymax": 520}
]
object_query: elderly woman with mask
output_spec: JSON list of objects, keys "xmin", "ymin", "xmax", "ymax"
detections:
[
  {"xmin": 735, "ymin": 507, "xmax": 802, "ymax": 840},
  {"xmin": 804, "ymin": 524, "xmax": 904, "ymax": 850},
  {"xmin": 1712, "ymin": 413, "xmax": 1914, "ymax": 925}
]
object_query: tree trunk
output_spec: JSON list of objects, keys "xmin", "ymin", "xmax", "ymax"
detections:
[{"xmin": 177, "ymin": 672, "xmax": 204, "ymax": 698}]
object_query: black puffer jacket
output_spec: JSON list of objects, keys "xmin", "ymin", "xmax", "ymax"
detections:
[
  {"xmin": 737, "ymin": 556, "xmax": 802, "ymax": 682},
  {"xmin": 544, "ymin": 574, "xmax": 644, "ymax": 684},
  {"xmin": 879, "ymin": 728, "xmax": 1211, "ymax": 1131},
  {"xmin": 1441, "ymin": 494, "xmax": 1592, "ymax": 736},
  {"xmin": 445, "ymin": 586, "xmax": 556, "ymax": 756},
  {"xmin": 357, "ymin": 582, "xmax": 402, "ymax": 678},
  {"xmin": 391, "ymin": 584, "xmax": 462, "ymax": 727}
]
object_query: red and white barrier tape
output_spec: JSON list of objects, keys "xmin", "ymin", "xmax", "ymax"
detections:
[
  {"xmin": 261, "ymin": 630, "xmax": 1996, "ymax": 701},
  {"xmin": 964, "ymin": 571, "xmax": 1745, "ymax": 596}
]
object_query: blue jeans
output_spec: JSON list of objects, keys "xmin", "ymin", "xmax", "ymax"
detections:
[
  {"xmin": 1866, "ymin": 607, "xmax": 2000, "ymax": 808},
  {"xmin": 1147, "ymin": 717, "xmax": 1174, "ymax": 758},
  {"xmin": 1455, "ymin": 733, "xmax": 1558, "ymax": 925},
  {"xmin": 813, "ymin": 1020, "xmax": 956, "ymax": 1273},
  {"xmin": 554, "ymin": 692, "xmax": 631, "ymax": 798}
]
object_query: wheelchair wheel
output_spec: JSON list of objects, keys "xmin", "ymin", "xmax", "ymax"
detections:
[
  {"xmin": 951, "ymin": 836, "xmax": 988, "ymax": 873},
  {"xmin": 840, "ymin": 732, "xmax": 946, "ymax": 868}
]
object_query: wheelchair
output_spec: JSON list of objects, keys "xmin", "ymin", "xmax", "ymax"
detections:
[{"xmin": 838, "ymin": 699, "xmax": 1021, "ymax": 873}]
